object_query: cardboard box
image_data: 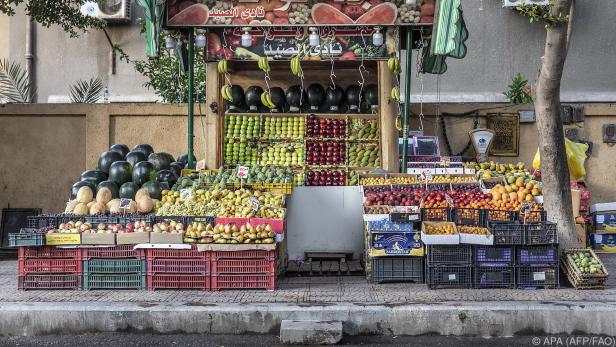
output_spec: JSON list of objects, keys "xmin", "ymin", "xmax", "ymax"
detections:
[
  {"xmin": 590, "ymin": 202, "xmax": 616, "ymax": 214},
  {"xmin": 459, "ymin": 232, "xmax": 494, "ymax": 245},
  {"xmin": 576, "ymin": 224, "xmax": 587, "ymax": 248},
  {"xmin": 571, "ymin": 189, "xmax": 581, "ymax": 218},
  {"xmin": 116, "ymin": 232, "xmax": 150, "ymax": 245},
  {"xmin": 590, "ymin": 233, "xmax": 616, "ymax": 253},
  {"xmin": 150, "ymin": 232, "xmax": 184, "ymax": 244},
  {"xmin": 369, "ymin": 231, "xmax": 424, "ymax": 256},
  {"xmin": 81, "ymin": 232, "xmax": 115, "ymax": 245},
  {"xmin": 420, "ymin": 222, "xmax": 459, "ymax": 245},
  {"xmin": 45, "ymin": 233, "xmax": 81, "ymax": 245},
  {"xmin": 591, "ymin": 211, "xmax": 616, "ymax": 232}
]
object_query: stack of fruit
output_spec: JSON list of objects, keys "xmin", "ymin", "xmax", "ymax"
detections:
[
  {"xmin": 464, "ymin": 161, "xmax": 537, "ymax": 182},
  {"xmin": 457, "ymin": 226, "xmax": 490, "ymax": 236},
  {"xmin": 428, "ymin": 175, "xmax": 477, "ymax": 184},
  {"xmin": 348, "ymin": 143, "xmax": 380, "ymax": 168},
  {"xmin": 566, "ymin": 250, "xmax": 605, "ymax": 274},
  {"xmin": 423, "ymin": 222, "xmax": 456, "ymax": 235},
  {"xmin": 360, "ymin": 175, "xmax": 419, "ymax": 185},
  {"xmin": 489, "ymin": 179, "xmax": 541, "ymax": 211},
  {"xmin": 224, "ymin": 138, "xmax": 259, "ymax": 165},
  {"xmin": 262, "ymin": 116, "xmax": 305, "ymax": 139},
  {"xmin": 348, "ymin": 119, "xmax": 379, "ymax": 140},
  {"xmin": 363, "ymin": 187, "xmax": 426, "ymax": 207},
  {"xmin": 306, "ymin": 115, "xmax": 346, "ymax": 139},
  {"xmin": 151, "ymin": 220, "xmax": 185, "ymax": 234},
  {"xmin": 306, "ymin": 141, "xmax": 346, "ymax": 166},
  {"xmin": 260, "ymin": 143, "xmax": 305, "ymax": 166},
  {"xmin": 224, "ymin": 115, "xmax": 260, "ymax": 138},
  {"xmin": 184, "ymin": 222, "xmax": 275, "ymax": 245},
  {"xmin": 305, "ymin": 169, "xmax": 346, "ymax": 186},
  {"xmin": 421, "ymin": 191, "xmax": 450, "ymax": 209}
]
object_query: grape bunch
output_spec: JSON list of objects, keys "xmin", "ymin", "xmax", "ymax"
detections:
[
  {"xmin": 289, "ymin": 4, "xmax": 310, "ymax": 25},
  {"xmin": 399, "ymin": 4, "xmax": 421, "ymax": 23}
]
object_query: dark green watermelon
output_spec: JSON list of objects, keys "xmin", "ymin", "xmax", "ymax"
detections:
[
  {"xmin": 148, "ymin": 152, "xmax": 173, "ymax": 171},
  {"xmin": 125, "ymin": 151, "xmax": 147, "ymax": 167},
  {"xmin": 97, "ymin": 151, "xmax": 123, "ymax": 174},
  {"xmin": 71, "ymin": 181, "xmax": 96, "ymax": 199},
  {"xmin": 141, "ymin": 181, "xmax": 162, "ymax": 200},
  {"xmin": 158, "ymin": 152, "xmax": 175, "ymax": 165},
  {"xmin": 108, "ymin": 161, "xmax": 132, "ymax": 186},
  {"xmin": 132, "ymin": 144, "xmax": 154, "ymax": 158},
  {"xmin": 79, "ymin": 170, "xmax": 107, "ymax": 186},
  {"xmin": 119, "ymin": 182, "xmax": 139, "ymax": 200},
  {"xmin": 156, "ymin": 170, "xmax": 178, "ymax": 188},
  {"xmin": 169, "ymin": 162, "xmax": 183, "ymax": 177},
  {"xmin": 364, "ymin": 84, "xmax": 378, "ymax": 106},
  {"xmin": 132, "ymin": 161, "xmax": 155, "ymax": 186},
  {"xmin": 109, "ymin": 144, "xmax": 129, "ymax": 158},
  {"xmin": 177, "ymin": 154, "xmax": 188, "ymax": 167},
  {"xmin": 97, "ymin": 181, "xmax": 119, "ymax": 199}
]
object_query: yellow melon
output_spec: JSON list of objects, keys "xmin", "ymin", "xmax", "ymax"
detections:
[{"xmin": 76, "ymin": 186, "xmax": 93, "ymax": 204}]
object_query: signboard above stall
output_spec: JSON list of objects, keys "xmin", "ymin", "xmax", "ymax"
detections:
[{"xmin": 166, "ymin": 0, "xmax": 435, "ymax": 28}]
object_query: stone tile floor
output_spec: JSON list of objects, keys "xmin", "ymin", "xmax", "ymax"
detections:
[{"xmin": 0, "ymin": 254, "xmax": 614, "ymax": 304}]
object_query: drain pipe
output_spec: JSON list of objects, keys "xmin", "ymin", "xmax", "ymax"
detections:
[{"xmin": 24, "ymin": 16, "xmax": 35, "ymax": 102}]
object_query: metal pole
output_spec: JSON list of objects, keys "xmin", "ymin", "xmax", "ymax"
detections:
[
  {"xmin": 401, "ymin": 29, "xmax": 413, "ymax": 173},
  {"xmin": 187, "ymin": 29, "xmax": 195, "ymax": 169}
]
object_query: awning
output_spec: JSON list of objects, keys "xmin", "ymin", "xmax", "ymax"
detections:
[
  {"xmin": 423, "ymin": 0, "xmax": 469, "ymax": 74},
  {"xmin": 136, "ymin": 0, "xmax": 165, "ymax": 57}
]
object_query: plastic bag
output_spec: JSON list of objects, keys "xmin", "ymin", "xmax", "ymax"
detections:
[{"xmin": 532, "ymin": 138, "xmax": 588, "ymax": 180}]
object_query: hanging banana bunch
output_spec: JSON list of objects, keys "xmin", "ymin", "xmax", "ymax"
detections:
[
  {"xmin": 260, "ymin": 90, "xmax": 276, "ymax": 109},
  {"xmin": 258, "ymin": 56, "xmax": 271, "ymax": 73},
  {"xmin": 290, "ymin": 54, "xmax": 303, "ymax": 78}
]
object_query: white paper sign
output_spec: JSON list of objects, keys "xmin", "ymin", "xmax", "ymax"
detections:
[
  {"xmin": 448, "ymin": 274, "xmax": 457, "ymax": 281},
  {"xmin": 533, "ymin": 272, "xmax": 546, "ymax": 281},
  {"xmin": 237, "ymin": 166, "xmax": 249, "ymax": 179},
  {"xmin": 119, "ymin": 198, "xmax": 132, "ymax": 209},
  {"xmin": 180, "ymin": 189, "xmax": 193, "ymax": 201}
]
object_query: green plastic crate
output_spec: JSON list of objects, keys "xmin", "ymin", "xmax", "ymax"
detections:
[
  {"xmin": 83, "ymin": 259, "xmax": 146, "ymax": 274},
  {"xmin": 83, "ymin": 273, "xmax": 146, "ymax": 290}
]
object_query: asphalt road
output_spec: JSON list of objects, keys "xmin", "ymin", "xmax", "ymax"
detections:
[{"xmin": 0, "ymin": 333, "xmax": 576, "ymax": 347}]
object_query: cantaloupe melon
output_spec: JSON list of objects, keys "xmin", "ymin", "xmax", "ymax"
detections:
[
  {"xmin": 96, "ymin": 187, "xmax": 113, "ymax": 205},
  {"xmin": 135, "ymin": 188, "xmax": 150, "ymax": 202},
  {"xmin": 137, "ymin": 196, "xmax": 154, "ymax": 213},
  {"xmin": 74, "ymin": 203, "xmax": 89, "ymax": 215},
  {"xmin": 89, "ymin": 201, "xmax": 106, "ymax": 215},
  {"xmin": 108, "ymin": 199, "xmax": 121, "ymax": 214},
  {"xmin": 76, "ymin": 186, "xmax": 93, "ymax": 204},
  {"xmin": 65, "ymin": 200, "xmax": 79, "ymax": 213}
]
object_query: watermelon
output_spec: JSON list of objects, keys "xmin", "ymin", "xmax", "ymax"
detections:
[
  {"xmin": 125, "ymin": 151, "xmax": 147, "ymax": 167},
  {"xmin": 79, "ymin": 170, "xmax": 108, "ymax": 186},
  {"xmin": 156, "ymin": 170, "xmax": 178, "ymax": 189},
  {"xmin": 97, "ymin": 151, "xmax": 123, "ymax": 174},
  {"xmin": 132, "ymin": 144, "xmax": 154, "ymax": 158},
  {"xmin": 97, "ymin": 181, "xmax": 119, "ymax": 199},
  {"xmin": 158, "ymin": 152, "xmax": 175, "ymax": 165},
  {"xmin": 71, "ymin": 181, "xmax": 96, "ymax": 200},
  {"xmin": 119, "ymin": 182, "xmax": 139, "ymax": 200},
  {"xmin": 141, "ymin": 181, "xmax": 163, "ymax": 200},
  {"xmin": 148, "ymin": 152, "xmax": 173, "ymax": 171},
  {"xmin": 108, "ymin": 161, "xmax": 132, "ymax": 186},
  {"xmin": 169, "ymin": 162, "xmax": 183, "ymax": 177},
  {"xmin": 109, "ymin": 144, "xmax": 129, "ymax": 158},
  {"xmin": 132, "ymin": 161, "xmax": 155, "ymax": 186},
  {"xmin": 364, "ymin": 84, "xmax": 378, "ymax": 106},
  {"xmin": 177, "ymin": 153, "xmax": 188, "ymax": 167}
]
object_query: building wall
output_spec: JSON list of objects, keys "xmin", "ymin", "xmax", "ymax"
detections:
[{"xmin": 0, "ymin": 13, "xmax": 10, "ymax": 58}]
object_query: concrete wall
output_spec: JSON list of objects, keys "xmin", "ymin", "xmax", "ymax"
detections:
[{"xmin": 0, "ymin": 14, "xmax": 9, "ymax": 58}]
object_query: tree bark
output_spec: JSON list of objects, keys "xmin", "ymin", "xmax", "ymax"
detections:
[{"xmin": 534, "ymin": 0, "xmax": 577, "ymax": 249}]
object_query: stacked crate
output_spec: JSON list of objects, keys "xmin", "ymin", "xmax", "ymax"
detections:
[
  {"xmin": 516, "ymin": 221, "xmax": 559, "ymax": 289},
  {"xmin": 146, "ymin": 246, "xmax": 210, "ymax": 290},
  {"xmin": 211, "ymin": 250, "xmax": 276, "ymax": 291},
  {"xmin": 82, "ymin": 245, "xmax": 146, "ymax": 290},
  {"xmin": 473, "ymin": 246, "xmax": 515, "ymax": 288},
  {"xmin": 18, "ymin": 246, "xmax": 82, "ymax": 290},
  {"xmin": 426, "ymin": 244, "xmax": 473, "ymax": 289}
]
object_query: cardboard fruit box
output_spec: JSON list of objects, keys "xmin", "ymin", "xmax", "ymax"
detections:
[
  {"xmin": 116, "ymin": 232, "xmax": 150, "ymax": 245},
  {"xmin": 150, "ymin": 231, "xmax": 184, "ymax": 244},
  {"xmin": 420, "ymin": 221, "xmax": 459, "ymax": 245},
  {"xmin": 81, "ymin": 232, "xmax": 115, "ymax": 245}
]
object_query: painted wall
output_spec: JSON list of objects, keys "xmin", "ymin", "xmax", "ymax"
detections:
[{"xmin": 0, "ymin": 14, "xmax": 10, "ymax": 59}]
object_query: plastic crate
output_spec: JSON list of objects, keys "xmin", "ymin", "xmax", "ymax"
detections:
[
  {"xmin": 82, "ymin": 245, "xmax": 145, "ymax": 260},
  {"xmin": 18, "ymin": 246, "xmax": 82, "ymax": 259},
  {"xmin": 519, "ymin": 210, "xmax": 547, "ymax": 223},
  {"xmin": 211, "ymin": 258, "xmax": 275, "ymax": 274},
  {"xmin": 484, "ymin": 210, "xmax": 517, "ymax": 224},
  {"xmin": 19, "ymin": 258, "xmax": 82, "ymax": 275},
  {"xmin": 474, "ymin": 266, "xmax": 515, "ymax": 289},
  {"xmin": 372, "ymin": 256, "xmax": 424, "ymax": 284},
  {"xmin": 85, "ymin": 215, "xmax": 119, "ymax": 226},
  {"xmin": 427, "ymin": 265, "xmax": 472, "ymax": 289},
  {"xmin": 27, "ymin": 215, "xmax": 58, "ymax": 229},
  {"xmin": 211, "ymin": 274, "xmax": 276, "ymax": 291},
  {"xmin": 83, "ymin": 273, "xmax": 146, "ymax": 290},
  {"xmin": 116, "ymin": 214, "xmax": 153, "ymax": 226},
  {"xmin": 184, "ymin": 216, "xmax": 216, "ymax": 226},
  {"xmin": 517, "ymin": 265, "xmax": 559, "ymax": 289},
  {"xmin": 9, "ymin": 232, "xmax": 45, "ymax": 247},
  {"xmin": 18, "ymin": 274, "xmax": 81, "ymax": 290},
  {"xmin": 152, "ymin": 216, "xmax": 188, "ymax": 225},
  {"xmin": 517, "ymin": 245, "xmax": 559, "ymax": 265},
  {"xmin": 83, "ymin": 259, "xmax": 146, "ymax": 273},
  {"xmin": 474, "ymin": 246, "xmax": 514, "ymax": 266},
  {"xmin": 488, "ymin": 222, "xmax": 524, "ymax": 245},
  {"xmin": 211, "ymin": 250, "xmax": 276, "ymax": 261},
  {"xmin": 420, "ymin": 208, "xmax": 452, "ymax": 222},
  {"xmin": 525, "ymin": 222, "xmax": 558, "ymax": 245},
  {"xmin": 146, "ymin": 245, "xmax": 206, "ymax": 259},
  {"xmin": 427, "ymin": 245, "xmax": 472, "ymax": 265},
  {"xmin": 147, "ymin": 273, "xmax": 210, "ymax": 290},
  {"xmin": 453, "ymin": 208, "xmax": 484, "ymax": 227},
  {"xmin": 147, "ymin": 258, "xmax": 210, "ymax": 274}
]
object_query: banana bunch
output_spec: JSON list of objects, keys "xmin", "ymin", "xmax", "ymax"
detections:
[
  {"xmin": 387, "ymin": 57, "xmax": 401, "ymax": 74},
  {"xmin": 258, "ymin": 56, "xmax": 271, "ymax": 72},
  {"xmin": 217, "ymin": 59, "xmax": 228, "ymax": 74},
  {"xmin": 290, "ymin": 55, "xmax": 302, "ymax": 77},
  {"xmin": 221, "ymin": 85, "xmax": 233, "ymax": 102},
  {"xmin": 603, "ymin": 224, "xmax": 616, "ymax": 232},
  {"xmin": 260, "ymin": 91, "xmax": 276, "ymax": 109},
  {"xmin": 391, "ymin": 86, "xmax": 400, "ymax": 101}
]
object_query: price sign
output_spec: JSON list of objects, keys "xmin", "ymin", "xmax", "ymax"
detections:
[
  {"xmin": 420, "ymin": 170, "xmax": 433, "ymax": 181},
  {"xmin": 180, "ymin": 189, "xmax": 193, "ymax": 201},
  {"xmin": 445, "ymin": 194, "xmax": 454, "ymax": 206},
  {"xmin": 237, "ymin": 165, "xmax": 249, "ymax": 179},
  {"xmin": 250, "ymin": 196, "xmax": 260, "ymax": 212},
  {"xmin": 119, "ymin": 198, "xmax": 132, "ymax": 210},
  {"xmin": 440, "ymin": 156, "xmax": 451, "ymax": 167}
]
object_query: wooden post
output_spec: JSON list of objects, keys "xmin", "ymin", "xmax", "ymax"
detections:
[
  {"xmin": 204, "ymin": 61, "xmax": 221, "ymax": 168},
  {"xmin": 378, "ymin": 61, "xmax": 399, "ymax": 173}
]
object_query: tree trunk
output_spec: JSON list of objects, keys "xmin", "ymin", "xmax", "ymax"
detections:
[{"xmin": 534, "ymin": 0, "xmax": 577, "ymax": 249}]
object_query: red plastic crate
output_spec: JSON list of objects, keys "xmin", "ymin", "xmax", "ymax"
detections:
[
  {"xmin": 19, "ymin": 258, "xmax": 82, "ymax": 275},
  {"xmin": 249, "ymin": 218, "xmax": 285, "ymax": 234},
  {"xmin": 147, "ymin": 258, "xmax": 210, "ymax": 274},
  {"xmin": 147, "ymin": 273, "xmax": 210, "ymax": 290},
  {"xmin": 211, "ymin": 274, "xmax": 276, "ymax": 291},
  {"xmin": 82, "ymin": 245, "xmax": 145, "ymax": 260},
  {"xmin": 18, "ymin": 246, "xmax": 81, "ymax": 260},
  {"xmin": 211, "ymin": 250, "xmax": 275, "ymax": 261},
  {"xmin": 211, "ymin": 259, "xmax": 275, "ymax": 274},
  {"xmin": 215, "ymin": 217, "xmax": 250, "ymax": 226},
  {"xmin": 18, "ymin": 274, "xmax": 81, "ymax": 290},
  {"xmin": 146, "ymin": 245, "xmax": 206, "ymax": 259}
]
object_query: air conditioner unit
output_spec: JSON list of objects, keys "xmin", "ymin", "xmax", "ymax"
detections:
[
  {"xmin": 80, "ymin": 0, "xmax": 131, "ymax": 21},
  {"xmin": 503, "ymin": 0, "xmax": 550, "ymax": 7}
]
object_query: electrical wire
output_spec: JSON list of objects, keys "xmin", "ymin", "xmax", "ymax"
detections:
[{"xmin": 440, "ymin": 110, "xmax": 480, "ymax": 156}]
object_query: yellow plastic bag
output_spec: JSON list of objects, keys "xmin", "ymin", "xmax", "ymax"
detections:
[{"xmin": 532, "ymin": 138, "xmax": 588, "ymax": 180}]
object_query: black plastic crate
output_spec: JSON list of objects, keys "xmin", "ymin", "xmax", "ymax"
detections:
[
  {"xmin": 474, "ymin": 266, "xmax": 515, "ymax": 289},
  {"xmin": 474, "ymin": 246, "xmax": 514, "ymax": 266},
  {"xmin": 488, "ymin": 221, "xmax": 524, "ymax": 245},
  {"xmin": 427, "ymin": 245, "xmax": 472, "ymax": 265},
  {"xmin": 115, "ymin": 214, "xmax": 153, "ymax": 225},
  {"xmin": 372, "ymin": 256, "xmax": 424, "ymax": 284},
  {"xmin": 84, "ymin": 215, "xmax": 120, "ymax": 226},
  {"xmin": 484, "ymin": 210, "xmax": 517, "ymax": 224},
  {"xmin": 184, "ymin": 216, "xmax": 216, "ymax": 226},
  {"xmin": 516, "ymin": 264, "xmax": 559, "ymax": 289},
  {"xmin": 453, "ymin": 208, "xmax": 484, "ymax": 227},
  {"xmin": 9, "ymin": 232, "xmax": 45, "ymax": 247},
  {"xmin": 525, "ymin": 222, "xmax": 558, "ymax": 245},
  {"xmin": 427, "ymin": 265, "xmax": 472, "ymax": 289},
  {"xmin": 153, "ymin": 216, "xmax": 188, "ymax": 225},
  {"xmin": 27, "ymin": 215, "xmax": 58, "ymax": 229},
  {"xmin": 420, "ymin": 207, "xmax": 452, "ymax": 222},
  {"xmin": 516, "ymin": 245, "xmax": 559, "ymax": 265}
]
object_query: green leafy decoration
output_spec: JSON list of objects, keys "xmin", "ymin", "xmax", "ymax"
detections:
[
  {"xmin": 504, "ymin": 73, "xmax": 533, "ymax": 104},
  {"xmin": 69, "ymin": 77, "xmax": 104, "ymax": 103},
  {"xmin": 0, "ymin": 58, "xmax": 36, "ymax": 103},
  {"xmin": 515, "ymin": 0, "xmax": 570, "ymax": 26}
]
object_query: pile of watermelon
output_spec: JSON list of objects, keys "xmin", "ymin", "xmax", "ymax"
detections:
[{"xmin": 71, "ymin": 144, "xmax": 190, "ymax": 201}]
